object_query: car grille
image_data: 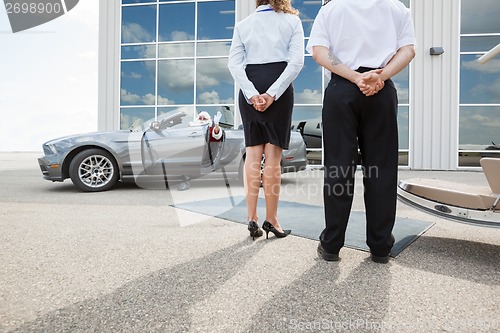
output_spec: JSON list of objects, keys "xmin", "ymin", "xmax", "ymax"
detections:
[{"xmin": 39, "ymin": 164, "xmax": 49, "ymax": 176}]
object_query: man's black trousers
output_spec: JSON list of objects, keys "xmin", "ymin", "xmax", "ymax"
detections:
[{"xmin": 320, "ymin": 71, "xmax": 398, "ymax": 257}]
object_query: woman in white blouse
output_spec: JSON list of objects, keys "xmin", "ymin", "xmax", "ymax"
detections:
[{"xmin": 228, "ymin": 0, "xmax": 304, "ymax": 240}]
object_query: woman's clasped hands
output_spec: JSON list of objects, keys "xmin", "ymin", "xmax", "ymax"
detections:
[{"xmin": 250, "ymin": 93, "xmax": 274, "ymax": 112}]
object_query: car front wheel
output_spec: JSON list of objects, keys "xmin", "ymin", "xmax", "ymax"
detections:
[
  {"xmin": 238, "ymin": 154, "xmax": 266, "ymax": 185},
  {"xmin": 69, "ymin": 149, "xmax": 119, "ymax": 192}
]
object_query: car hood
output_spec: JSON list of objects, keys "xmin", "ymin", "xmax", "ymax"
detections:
[
  {"xmin": 41, "ymin": 130, "xmax": 145, "ymax": 157},
  {"xmin": 43, "ymin": 130, "xmax": 137, "ymax": 145}
]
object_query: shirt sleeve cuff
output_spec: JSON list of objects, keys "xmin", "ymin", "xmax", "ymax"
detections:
[
  {"xmin": 305, "ymin": 39, "xmax": 330, "ymax": 54},
  {"xmin": 212, "ymin": 127, "xmax": 223, "ymax": 140},
  {"xmin": 397, "ymin": 39, "xmax": 417, "ymax": 49},
  {"xmin": 243, "ymin": 88, "xmax": 260, "ymax": 104}
]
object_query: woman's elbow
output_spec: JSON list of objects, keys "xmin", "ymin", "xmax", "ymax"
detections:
[{"xmin": 295, "ymin": 59, "xmax": 305, "ymax": 71}]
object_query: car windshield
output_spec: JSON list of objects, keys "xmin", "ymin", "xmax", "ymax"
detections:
[
  {"xmin": 130, "ymin": 110, "xmax": 188, "ymax": 132},
  {"xmin": 129, "ymin": 106, "xmax": 235, "ymax": 131}
]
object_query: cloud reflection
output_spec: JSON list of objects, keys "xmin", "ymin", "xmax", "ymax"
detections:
[
  {"xmin": 463, "ymin": 58, "xmax": 500, "ymax": 74},
  {"xmin": 461, "ymin": 0, "xmax": 500, "ymax": 34},
  {"xmin": 295, "ymin": 89, "xmax": 322, "ymax": 104},
  {"xmin": 121, "ymin": 22, "xmax": 153, "ymax": 43},
  {"xmin": 198, "ymin": 91, "xmax": 233, "ymax": 104}
]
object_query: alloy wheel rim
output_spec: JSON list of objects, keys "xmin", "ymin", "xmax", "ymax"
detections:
[{"xmin": 78, "ymin": 155, "xmax": 114, "ymax": 188}]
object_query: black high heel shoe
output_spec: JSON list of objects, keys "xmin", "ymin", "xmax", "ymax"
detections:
[
  {"xmin": 262, "ymin": 220, "xmax": 291, "ymax": 239},
  {"xmin": 248, "ymin": 221, "xmax": 263, "ymax": 240}
]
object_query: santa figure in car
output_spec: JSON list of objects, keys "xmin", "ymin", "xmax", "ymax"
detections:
[{"xmin": 189, "ymin": 111, "xmax": 223, "ymax": 142}]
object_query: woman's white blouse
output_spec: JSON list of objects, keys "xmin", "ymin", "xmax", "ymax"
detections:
[{"xmin": 228, "ymin": 5, "xmax": 304, "ymax": 103}]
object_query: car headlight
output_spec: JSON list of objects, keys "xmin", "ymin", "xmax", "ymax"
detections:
[
  {"xmin": 43, "ymin": 139, "xmax": 73, "ymax": 155},
  {"xmin": 42, "ymin": 144, "xmax": 56, "ymax": 155},
  {"xmin": 47, "ymin": 144, "xmax": 58, "ymax": 155}
]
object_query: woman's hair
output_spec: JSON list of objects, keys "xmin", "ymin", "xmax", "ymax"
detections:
[{"xmin": 256, "ymin": 0, "xmax": 299, "ymax": 15}]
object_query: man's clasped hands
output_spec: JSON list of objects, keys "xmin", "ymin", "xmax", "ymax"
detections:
[
  {"xmin": 251, "ymin": 68, "xmax": 385, "ymax": 112},
  {"xmin": 355, "ymin": 68, "xmax": 385, "ymax": 97}
]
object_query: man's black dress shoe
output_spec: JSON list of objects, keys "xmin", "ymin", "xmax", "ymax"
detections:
[
  {"xmin": 317, "ymin": 243, "xmax": 339, "ymax": 261},
  {"xmin": 369, "ymin": 234, "xmax": 394, "ymax": 263},
  {"xmin": 370, "ymin": 254, "xmax": 390, "ymax": 264}
]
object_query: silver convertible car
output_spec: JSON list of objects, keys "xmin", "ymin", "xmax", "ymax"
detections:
[{"xmin": 38, "ymin": 110, "xmax": 308, "ymax": 192}]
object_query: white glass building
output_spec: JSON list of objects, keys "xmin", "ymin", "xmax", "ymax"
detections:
[{"xmin": 98, "ymin": 0, "xmax": 500, "ymax": 170}]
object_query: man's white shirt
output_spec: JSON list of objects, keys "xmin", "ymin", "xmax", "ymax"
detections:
[{"xmin": 306, "ymin": 0, "xmax": 416, "ymax": 77}]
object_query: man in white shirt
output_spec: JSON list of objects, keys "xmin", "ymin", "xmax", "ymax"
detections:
[{"xmin": 307, "ymin": 0, "xmax": 416, "ymax": 263}]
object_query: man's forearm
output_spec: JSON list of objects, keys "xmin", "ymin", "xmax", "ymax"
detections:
[
  {"xmin": 311, "ymin": 46, "xmax": 360, "ymax": 83},
  {"xmin": 380, "ymin": 45, "xmax": 416, "ymax": 81}
]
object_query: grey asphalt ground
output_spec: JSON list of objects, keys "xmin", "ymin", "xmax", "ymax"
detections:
[{"xmin": 0, "ymin": 152, "xmax": 499, "ymax": 333}]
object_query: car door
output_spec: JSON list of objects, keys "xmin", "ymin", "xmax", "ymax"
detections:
[{"xmin": 141, "ymin": 112, "xmax": 223, "ymax": 176}]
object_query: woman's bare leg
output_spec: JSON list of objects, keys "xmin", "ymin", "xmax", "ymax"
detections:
[
  {"xmin": 245, "ymin": 145, "xmax": 264, "ymax": 222},
  {"xmin": 262, "ymin": 143, "xmax": 284, "ymax": 232}
]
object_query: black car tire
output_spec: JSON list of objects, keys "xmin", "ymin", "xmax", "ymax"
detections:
[
  {"xmin": 238, "ymin": 157, "xmax": 245, "ymax": 183},
  {"xmin": 238, "ymin": 154, "xmax": 266, "ymax": 186},
  {"xmin": 69, "ymin": 148, "xmax": 119, "ymax": 192}
]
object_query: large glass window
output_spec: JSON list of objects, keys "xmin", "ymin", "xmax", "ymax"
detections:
[
  {"xmin": 197, "ymin": 1, "xmax": 234, "ymax": 40},
  {"xmin": 119, "ymin": 0, "xmax": 412, "ymax": 163},
  {"xmin": 461, "ymin": 0, "xmax": 500, "ymax": 35},
  {"xmin": 157, "ymin": 59, "xmax": 194, "ymax": 105},
  {"xmin": 120, "ymin": 60, "xmax": 156, "ymax": 105},
  {"xmin": 158, "ymin": 3, "xmax": 195, "ymax": 42},
  {"xmin": 121, "ymin": 45, "xmax": 156, "ymax": 59},
  {"xmin": 197, "ymin": 41, "xmax": 231, "ymax": 57},
  {"xmin": 122, "ymin": 0, "xmax": 155, "ymax": 4},
  {"xmin": 292, "ymin": 0, "xmax": 322, "ymax": 37},
  {"xmin": 459, "ymin": 0, "xmax": 500, "ymax": 166},
  {"xmin": 196, "ymin": 58, "xmax": 234, "ymax": 104},
  {"xmin": 120, "ymin": 107, "xmax": 155, "ymax": 130},
  {"xmin": 289, "ymin": 0, "xmax": 323, "ymax": 163},
  {"xmin": 395, "ymin": 0, "xmax": 411, "ymax": 165},
  {"xmin": 294, "ymin": 56, "xmax": 323, "ymax": 105},
  {"xmin": 121, "ymin": 5, "xmax": 156, "ymax": 43},
  {"xmin": 460, "ymin": 55, "xmax": 500, "ymax": 104},
  {"xmin": 120, "ymin": 0, "xmax": 236, "ymax": 129},
  {"xmin": 393, "ymin": 65, "xmax": 410, "ymax": 165},
  {"xmin": 159, "ymin": 43, "xmax": 194, "ymax": 58}
]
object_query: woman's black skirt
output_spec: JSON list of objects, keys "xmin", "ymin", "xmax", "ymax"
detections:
[{"xmin": 239, "ymin": 61, "xmax": 294, "ymax": 150}]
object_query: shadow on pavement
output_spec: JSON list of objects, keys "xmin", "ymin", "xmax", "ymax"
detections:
[
  {"xmin": 248, "ymin": 259, "xmax": 391, "ymax": 332},
  {"xmin": 9, "ymin": 240, "xmax": 266, "ymax": 333},
  {"xmin": 396, "ymin": 236, "xmax": 500, "ymax": 286}
]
